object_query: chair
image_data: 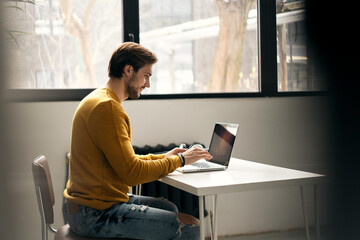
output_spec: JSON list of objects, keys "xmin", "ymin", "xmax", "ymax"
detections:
[{"xmin": 32, "ymin": 155, "xmax": 135, "ymax": 240}]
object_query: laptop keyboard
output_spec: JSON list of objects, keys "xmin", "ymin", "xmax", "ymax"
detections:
[{"xmin": 192, "ymin": 160, "xmax": 217, "ymax": 168}]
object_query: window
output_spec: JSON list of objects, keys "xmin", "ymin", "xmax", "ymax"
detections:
[
  {"xmin": 4, "ymin": 0, "xmax": 123, "ymax": 89},
  {"xmin": 3, "ymin": 0, "xmax": 326, "ymax": 101},
  {"xmin": 276, "ymin": 0, "xmax": 326, "ymax": 92},
  {"xmin": 139, "ymin": 0, "xmax": 259, "ymax": 95}
]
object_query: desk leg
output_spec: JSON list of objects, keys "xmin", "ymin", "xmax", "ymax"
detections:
[
  {"xmin": 213, "ymin": 195, "xmax": 218, "ymax": 240},
  {"xmin": 207, "ymin": 195, "xmax": 219, "ymax": 240},
  {"xmin": 314, "ymin": 185, "xmax": 320, "ymax": 240},
  {"xmin": 300, "ymin": 186, "xmax": 311, "ymax": 240},
  {"xmin": 199, "ymin": 196, "xmax": 205, "ymax": 240}
]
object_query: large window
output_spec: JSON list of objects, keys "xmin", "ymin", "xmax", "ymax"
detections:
[
  {"xmin": 139, "ymin": 0, "xmax": 258, "ymax": 94},
  {"xmin": 3, "ymin": 0, "xmax": 327, "ymax": 101},
  {"xmin": 4, "ymin": 0, "xmax": 123, "ymax": 89}
]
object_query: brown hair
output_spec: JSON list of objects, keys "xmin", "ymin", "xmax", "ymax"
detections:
[{"xmin": 108, "ymin": 42, "xmax": 158, "ymax": 78}]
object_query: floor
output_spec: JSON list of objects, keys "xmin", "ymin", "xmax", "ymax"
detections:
[{"xmin": 218, "ymin": 227, "xmax": 329, "ymax": 240}]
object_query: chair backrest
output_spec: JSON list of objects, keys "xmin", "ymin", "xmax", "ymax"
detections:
[{"xmin": 32, "ymin": 155, "xmax": 55, "ymax": 225}]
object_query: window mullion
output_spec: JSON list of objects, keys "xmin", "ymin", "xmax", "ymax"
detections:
[
  {"xmin": 258, "ymin": 0, "xmax": 278, "ymax": 96},
  {"xmin": 123, "ymin": 0, "xmax": 139, "ymax": 43}
]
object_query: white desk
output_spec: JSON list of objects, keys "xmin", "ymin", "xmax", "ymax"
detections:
[{"xmin": 159, "ymin": 158, "xmax": 325, "ymax": 240}]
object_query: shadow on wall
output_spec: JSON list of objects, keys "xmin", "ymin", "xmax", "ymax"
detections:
[{"xmin": 306, "ymin": 1, "xmax": 360, "ymax": 239}]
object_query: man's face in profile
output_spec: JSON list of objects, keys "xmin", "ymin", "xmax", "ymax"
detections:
[{"xmin": 126, "ymin": 64, "xmax": 153, "ymax": 99}]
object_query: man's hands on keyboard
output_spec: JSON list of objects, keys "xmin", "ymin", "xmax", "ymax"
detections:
[{"xmin": 183, "ymin": 146, "xmax": 213, "ymax": 165}]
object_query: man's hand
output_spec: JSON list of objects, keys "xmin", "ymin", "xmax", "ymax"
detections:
[
  {"xmin": 164, "ymin": 148, "xmax": 186, "ymax": 158},
  {"xmin": 164, "ymin": 145, "xmax": 213, "ymax": 166},
  {"xmin": 182, "ymin": 146, "xmax": 212, "ymax": 165}
]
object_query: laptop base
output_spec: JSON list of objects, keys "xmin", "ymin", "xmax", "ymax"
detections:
[{"xmin": 176, "ymin": 164, "xmax": 226, "ymax": 173}]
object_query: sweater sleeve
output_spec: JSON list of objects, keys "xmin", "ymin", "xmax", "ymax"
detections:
[
  {"xmin": 137, "ymin": 154, "xmax": 166, "ymax": 160},
  {"xmin": 87, "ymin": 100, "xmax": 182, "ymax": 186}
]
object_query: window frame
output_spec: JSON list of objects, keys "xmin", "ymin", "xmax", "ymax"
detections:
[{"xmin": 5, "ymin": 0, "xmax": 327, "ymax": 102}]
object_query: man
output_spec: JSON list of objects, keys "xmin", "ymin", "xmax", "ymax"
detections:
[{"xmin": 63, "ymin": 42, "xmax": 212, "ymax": 240}]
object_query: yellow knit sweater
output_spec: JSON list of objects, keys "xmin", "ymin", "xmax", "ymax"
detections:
[{"xmin": 64, "ymin": 88, "xmax": 182, "ymax": 210}]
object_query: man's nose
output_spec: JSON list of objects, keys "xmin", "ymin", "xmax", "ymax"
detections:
[{"xmin": 145, "ymin": 78, "xmax": 150, "ymax": 88}]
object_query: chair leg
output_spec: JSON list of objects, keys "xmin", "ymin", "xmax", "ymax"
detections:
[
  {"xmin": 36, "ymin": 186, "xmax": 48, "ymax": 240},
  {"xmin": 41, "ymin": 223, "xmax": 47, "ymax": 240}
]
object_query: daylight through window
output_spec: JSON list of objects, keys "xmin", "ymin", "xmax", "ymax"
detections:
[
  {"xmin": 4, "ymin": 0, "xmax": 123, "ymax": 89},
  {"xmin": 139, "ymin": 0, "xmax": 259, "ymax": 94}
]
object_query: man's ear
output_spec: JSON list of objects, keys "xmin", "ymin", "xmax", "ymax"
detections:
[{"xmin": 123, "ymin": 65, "xmax": 133, "ymax": 77}]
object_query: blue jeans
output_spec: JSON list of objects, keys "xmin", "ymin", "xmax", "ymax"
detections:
[{"xmin": 63, "ymin": 195, "xmax": 199, "ymax": 240}]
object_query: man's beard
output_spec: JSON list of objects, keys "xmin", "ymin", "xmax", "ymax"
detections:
[{"xmin": 126, "ymin": 73, "xmax": 141, "ymax": 99}]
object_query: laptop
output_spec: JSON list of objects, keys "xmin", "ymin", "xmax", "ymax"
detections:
[{"xmin": 177, "ymin": 122, "xmax": 239, "ymax": 173}]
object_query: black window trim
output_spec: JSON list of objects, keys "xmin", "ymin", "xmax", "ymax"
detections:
[{"xmin": 4, "ymin": 0, "xmax": 327, "ymax": 103}]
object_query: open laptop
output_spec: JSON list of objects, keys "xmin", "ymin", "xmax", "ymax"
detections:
[{"xmin": 177, "ymin": 122, "xmax": 239, "ymax": 173}]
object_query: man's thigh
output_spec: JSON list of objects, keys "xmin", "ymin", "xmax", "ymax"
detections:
[{"xmin": 127, "ymin": 194, "xmax": 178, "ymax": 213}]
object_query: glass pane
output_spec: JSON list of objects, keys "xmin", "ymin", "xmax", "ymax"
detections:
[
  {"xmin": 4, "ymin": 0, "xmax": 123, "ymax": 89},
  {"xmin": 276, "ymin": 0, "xmax": 326, "ymax": 92},
  {"xmin": 139, "ymin": 0, "xmax": 259, "ymax": 94}
]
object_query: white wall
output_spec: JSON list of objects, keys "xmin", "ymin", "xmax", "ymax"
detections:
[{"xmin": 6, "ymin": 96, "xmax": 332, "ymax": 239}]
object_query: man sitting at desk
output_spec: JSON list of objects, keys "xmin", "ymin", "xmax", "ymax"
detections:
[{"xmin": 63, "ymin": 42, "xmax": 212, "ymax": 240}]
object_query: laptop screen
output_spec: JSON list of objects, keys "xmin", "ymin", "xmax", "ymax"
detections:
[{"xmin": 208, "ymin": 123, "xmax": 239, "ymax": 167}]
